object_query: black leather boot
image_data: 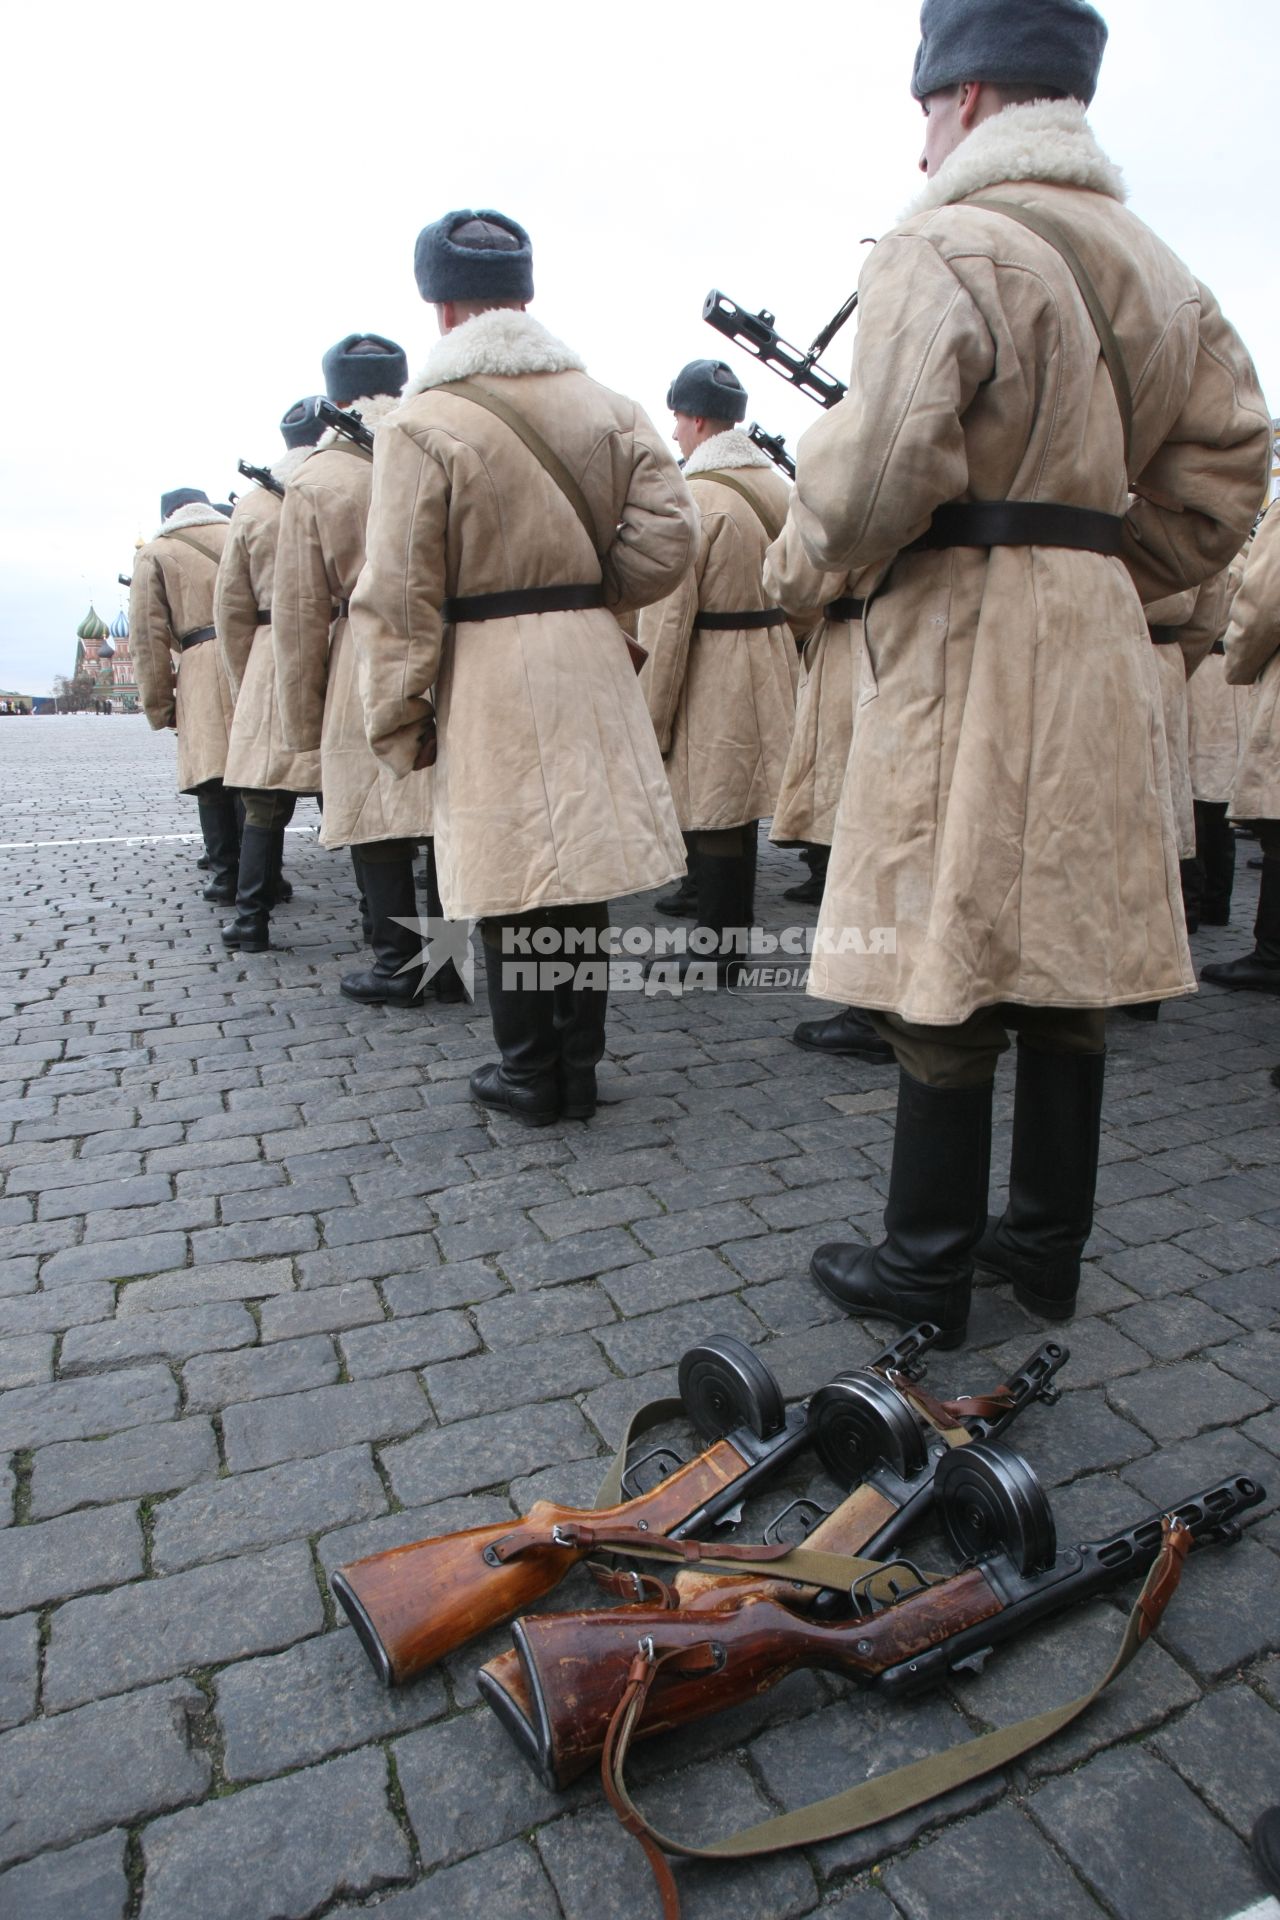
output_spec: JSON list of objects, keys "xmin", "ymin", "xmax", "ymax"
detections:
[
  {"xmin": 340, "ymin": 852, "xmax": 423, "ymax": 1006},
  {"xmin": 1179, "ymin": 857, "xmax": 1201, "ymax": 935},
  {"xmin": 221, "ymin": 824, "xmax": 278, "ymax": 952},
  {"xmin": 792, "ymin": 1007, "xmax": 894, "ymax": 1061},
  {"xmin": 1201, "ymin": 850, "xmax": 1280, "ymax": 994},
  {"xmin": 809, "ymin": 1071, "xmax": 992, "ymax": 1348},
  {"xmin": 698, "ymin": 847, "xmax": 751, "ymax": 984},
  {"xmin": 350, "ymin": 847, "xmax": 373, "ymax": 946},
  {"xmin": 656, "ymin": 839, "xmax": 698, "ymax": 918},
  {"xmin": 553, "ymin": 915, "xmax": 610, "ymax": 1120},
  {"xmin": 784, "ymin": 843, "xmax": 828, "ymax": 905},
  {"xmin": 1194, "ymin": 800, "xmax": 1235, "ymax": 925},
  {"xmin": 973, "ymin": 1046, "xmax": 1105, "ymax": 1321},
  {"xmin": 197, "ymin": 789, "xmax": 241, "ymax": 903},
  {"xmin": 472, "ymin": 946, "xmax": 559, "ymax": 1126},
  {"xmin": 1117, "ymin": 1000, "xmax": 1161, "ymax": 1022},
  {"xmin": 422, "ymin": 838, "xmax": 467, "ymax": 1003}
]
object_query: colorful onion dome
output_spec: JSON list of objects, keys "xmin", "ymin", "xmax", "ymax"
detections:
[
  {"xmin": 110, "ymin": 610, "xmax": 130, "ymax": 640},
  {"xmin": 76, "ymin": 606, "xmax": 110, "ymax": 641}
]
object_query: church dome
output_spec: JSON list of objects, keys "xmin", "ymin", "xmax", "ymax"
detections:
[
  {"xmin": 110, "ymin": 610, "xmax": 130, "ymax": 640},
  {"xmin": 76, "ymin": 606, "xmax": 110, "ymax": 641}
]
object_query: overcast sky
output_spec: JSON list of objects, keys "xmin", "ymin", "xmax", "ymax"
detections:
[{"xmin": 1, "ymin": 0, "xmax": 1276, "ymax": 694}]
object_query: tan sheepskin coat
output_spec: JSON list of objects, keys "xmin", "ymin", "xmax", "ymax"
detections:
[
  {"xmin": 272, "ymin": 395, "xmax": 434, "ymax": 849},
  {"xmin": 638, "ymin": 431, "xmax": 796, "ymax": 831},
  {"xmin": 1146, "ymin": 567, "xmax": 1241, "ymax": 854},
  {"xmin": 1227, "ymin": 506, "xmax": 1280, "ymax": 822},
  {"xmin": 765, "ymin": 518, "xmax": 866, "ymax": 846},
  {"xmin": 216, "ymin": 457, "xmax": 321, "ymax": 794},
  {"xmin": 791, "ymin": 103, "xmax": 1270, "ymax": 1023},
  {"xmin": 348, "ymin": 309, "xmax": 697, "ymax": 918},
  {"xmin": 1188, "ymin": 555, "xmax": 1249, "ymax": 805},
  {"xmin": 130, "ymin": 505, "xmax": 235, "ymax": 793}
]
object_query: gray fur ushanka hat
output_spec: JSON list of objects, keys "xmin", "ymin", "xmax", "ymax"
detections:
[
  {"xmin": 413, "ymin": 210, "xmax": 534, "ymax": 304},
  {"xmin": 280, "ymin": 396, "xmax": 327, "ymax": 451},
  {"xmin": 160, "ymin": 487, "xmax": 209, "ymax": 520},
  {"xmin": 321, "ymin": 335, "xmax": 408, "ymax": 406},
  {"xmin": 912, "ymin": 0, "xmax": 1109, "ymax": 106},
  {"xmin": 667, "ymin": 360, "xmax": 748, "ymax": 425}
]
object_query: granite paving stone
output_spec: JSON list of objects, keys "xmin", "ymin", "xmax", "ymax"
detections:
[
  {"xmin": 58, "ymin": 1301, "xmax": 255, "ymax": 1373},
  {"xmin": 29, "ymin": 1419, "xmax": 217, "ymax": 1519},
  {"xmin": 0, "ymin": 1363, "xmax": 178, "ymax": 1450},
  {"xmin": 394, "ymin": 1709, "xmax": 577, "ymax": 1868},
  {"xmin": 0, "ymin": 1830, "xmax": 129, "ymax": 1920},
  {"xmin": 150, "ymin": 1444, "xmax": 386, "ymax": 1572},
  {"xmin": 220, "ymin": 1373, "xmax": 429, "ymax": 1472},
  {"xmin": 1030, "ymin": 1747, "xmax": 1264, "ymax": 1920},
  {"xmin": 137, "ymin": 1749, "xmax": 410, "ymax": 1920},
  {"xmin": 327, "ymin": 1840, "xmax": 561, "ymax": 1920},
  {"xmin": 117, "ymin": 1257, "xmax": 296, "ymax": 1312},
  {"xmin": 1152, "ymin": 1682, "xmax": 1280, "ymax": 1839},
  {"xmin": 257, "ymin": 1279, "xmax": 384, "ymax": 1340},
  {"xmin": 423, "ymin": 1331, "xmax": 612, "ymax": 1423},
  {"xmin": 43, "ymin": 1541, "xmax": 325, "ymax": 1709},
  {"xmin": 383, "ymin": 1400, "xmax": 598, "ymax": 1506},
  {"xmin": 885, "ymin": 1804, "xmax": 1101, "ymax": 1920},
  {"xmin": 0, "ymin": 1681, "xmax": 211, "ymax": 1867},
  {"xmin": 1107, "ymin": 1359, "xmax": 1268, "ymax": 1444},
  {"xmin": 337, "ymin": 1307, "xmax": 479, "ymax": 1377},
  {"xmin": 0, "ymin": 1611, "xmax": 38, "ymax": 1729},
  {"xmin": 180, "ymin": 1332, "xmax": 339, "ymax": 1411}
]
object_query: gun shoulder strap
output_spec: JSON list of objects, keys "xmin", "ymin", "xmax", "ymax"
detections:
[
  {"xmin": 167, "ymin": 530, "xmax": 224, "ymax": 569},
  {"xmin": 601, "ymin": 1520, "xmax": 1192, "ymax": 1920},
  {"xmin": 434, "ymin": 378, "xmax": 604, "ymax": 562},
  {"xmin": 689, "ymin": 469, "xmax": 785, "ymax": 544},
  {"xmin": 965, "ymin": 196, "xmax": 1134, "ymax": 469}
]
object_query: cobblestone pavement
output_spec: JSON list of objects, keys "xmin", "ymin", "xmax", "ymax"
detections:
[{"xmin": 2, "ymin": 714, "xmax": 1279, "ymax": 1920}]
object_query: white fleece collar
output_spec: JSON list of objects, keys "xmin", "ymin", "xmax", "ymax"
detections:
[
  {"xmin": 683, "ymin": 429, "xmax": 774, "ymax": 477},
  {"xmin": 156, "ymin": 502, "xmax": 227, "ymax": 538},
  {"xmin": 315, "ymin": 390, "xmax": 404, "ymax": 452},
  {"xmin": 403, "ymin": 308, "xmax": 586, "ymax": 396},
  {"xmin": 269, "ymin": 446, "xmax": 312, "ymax": 486},
  {"xmin": 904, "ymin": 101, "xmax": 1127, "ymax": 219}
]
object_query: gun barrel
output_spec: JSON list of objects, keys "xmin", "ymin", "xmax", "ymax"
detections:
[{"xmin": 703, "ymin": 290, "xmax": 847, "ymax": 410}]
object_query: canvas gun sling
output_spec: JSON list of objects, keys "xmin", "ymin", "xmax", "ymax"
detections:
[
  {"xmin": 165, "ymin": 531, "xmax": 223, "ymax": 646},
  {"xmin": 908, "ymin": 196, "xmax": 1135, "ymax": 559}
]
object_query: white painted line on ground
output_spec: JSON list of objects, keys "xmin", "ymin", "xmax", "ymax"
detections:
[{"xmin": 0, "ymin": 828, "xmax": 318, "ymax": 851}]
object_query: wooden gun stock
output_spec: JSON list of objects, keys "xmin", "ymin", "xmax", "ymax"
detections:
[
  {"xmin": 332, "ymin": 1431, "xmax": 789, "ymax": 1687},
  {"xmin": 511, "ymin": 1570, "xmax": 1000, "ymax": 1788}
]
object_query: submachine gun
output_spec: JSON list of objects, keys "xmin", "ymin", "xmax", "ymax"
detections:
[
  {"xmin": 237, "ymin": 460, "xmax": 285, "ymax": 499},
  {"xmin": 702, "ymin": 277, "xmax": 865, "ymax": 479},
  {"xmin": 118, "ymin": 574, "xmax": 131, "ymax": 589},
  {"xmin": 312, "ymin": 397, "xmax": 376, "ymax": 453}
]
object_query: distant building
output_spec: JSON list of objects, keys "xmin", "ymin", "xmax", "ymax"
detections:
[{"xmin": 71, "ymin": 605, "xmax": 138, "ymax": 712}]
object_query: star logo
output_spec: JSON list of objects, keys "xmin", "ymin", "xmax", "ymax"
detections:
[{"xmin": 390, "ymin": 915, "xmax": 477, "ymax": 999}]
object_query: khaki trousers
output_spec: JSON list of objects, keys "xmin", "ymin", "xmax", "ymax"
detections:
[{"xmin": 869, "ymin": 1005, "xmax": 1107, "ymax": 1090}]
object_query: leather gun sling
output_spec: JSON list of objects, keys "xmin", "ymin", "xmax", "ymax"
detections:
[
  {"xmin": 689, "ymin": 468, "xmax": 785, "ymax": 544},
  {"xmin": 601, "ymin": 1521, "xmax": 1193, "ymax": 1920},
  {"xmin": 435, "ymin": 378, "xmax": 604, "ymax": 562},
  {"xmin": 965, "ymin": 196, "xmax": 1135, "ymax": 468}
]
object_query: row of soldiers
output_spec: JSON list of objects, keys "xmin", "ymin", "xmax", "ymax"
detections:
[{"xmin": 129, "ymin": 0, "xmax": 1278, "ymax": 1366}]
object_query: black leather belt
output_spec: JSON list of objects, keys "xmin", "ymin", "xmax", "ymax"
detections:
[
  {"xmin": 694, "ymin": 607, "xmax": 786, "ymax": 631},
  {"xmin": 255, "ymin": 610, "xmax": 271, "ymax": 625},
  {"xmin": 825, "ymin": 597, "xmax": 866, "ymax": 622},
  {"xmin": 910, "ymin": 501, "xmax": 1125, "ymax": 556},
  {"xmin": 1212, "ymin": 639, "xmax": 1226, "ymax": 656},
  {"xmin": 443, "ymin": 583, "xmax": 606, "ymax": 624},
  {"xmin": 179, "ymin": 626, "xmax": 215, "ymax": 650},
  {"xmin": 1149, "ymin": 625, "xmax": 1181, "ymax": 646}
]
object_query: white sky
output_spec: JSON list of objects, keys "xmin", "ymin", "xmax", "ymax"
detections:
[{"xmin": 1, "ymin": 0, "xmax": 1276, "ymax": 693}]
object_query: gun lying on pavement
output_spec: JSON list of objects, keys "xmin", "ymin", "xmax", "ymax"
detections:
[
  {"xmin": 237, "ymin": 459, "xmax": 285, "ymax": 499},
  {"xmin": 479, "ymin": 1338, "xmax": 1067, "ymax": 1784},
  {"xmin": 331, "ymin": 1327, "xmax": 942, "ymax": 1686},
  {"xmin": 313, "ymin": 397, "xmax": 376, "ymax": 453},
  {"xmin": 499, "ymin": 1458, "xmax": 1264, "ymax": 1844}
]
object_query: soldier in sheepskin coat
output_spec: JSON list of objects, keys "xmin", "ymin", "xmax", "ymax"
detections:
[
  {"xmin": 215, "ymin": 398, "xmax": 325, "ymax": 954},
  {"xmin": 1186, "ymin": 550, "xmax": 1249, "ymax": 929},
  {"xmin": 638, "ymin": 359, "xmax": 796, "ymax": 971},
  {"xmin": 272, "ymin": 335, "xmax": 454, "ymax": 1009},
  {"xmin": 130, "ymin": 489, "xmax": 238, "ymax": 901},
  {"xmin": 351, "ymin": 209, "xmax": 696, "ymax": 1127},
  {"xmin": 1204, "ymin": 506, "xmax": 1280, "ymax": 995},
  {"xmin": 790, "ymin": 0, "xmax": 1270, "ymax": 1347}
]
